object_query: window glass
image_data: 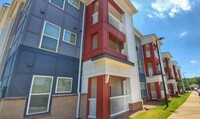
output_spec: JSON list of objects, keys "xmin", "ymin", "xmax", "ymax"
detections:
[
  {"xmin": 63, "ymin": 30, "xmax": 77, "ymax": 45},
  {"xmin": 40, "ymin": 22, "xmax": 60, "ymax": 52},
  {"xmin": 56, "ymin": 77, "xmax": 72, "ymax": 93},
  {"xmin": 44, "ymin": 23, "xmax": 60, "ymax": 38},
  {"xmin": 27, "ymin": 76, "xmax": 53, "ymax": 115},
  {"xmin": 68, "ymin": 0, "xmax": 80, "ymax": 9},
  {"xmin": 50, "ymin": 0, "xmax": 65, "ymax": 9}
]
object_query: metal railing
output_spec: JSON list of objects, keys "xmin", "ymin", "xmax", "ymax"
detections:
[
  {"xmin": 110, "ymin": 95, "xmax": 130, "ymax": 117},
  {"xmin": 88, "ymin": 98, "xmax": 96, "ymax": 118},
  {"xmin": 108, "ymin": 13, "xmax": 124, "ymax": 33}
]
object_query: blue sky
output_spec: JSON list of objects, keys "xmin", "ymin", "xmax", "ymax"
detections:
[
  {"xmin": 131, "ymin": 0, "xmax": 200, "ymax": 78},
  {"xmin": 0, "ymin": 0, "xmax": 200, "ymax": 78}
]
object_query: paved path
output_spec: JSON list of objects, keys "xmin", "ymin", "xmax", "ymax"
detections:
[{"xmin": 168, "ymin": 91, "xmax": 200, "ymax": 119}]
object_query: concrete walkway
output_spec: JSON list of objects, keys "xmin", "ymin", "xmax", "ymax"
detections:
[{"xmin": 168, "ymin": 91, "xmax": 200, "ymax": 119}]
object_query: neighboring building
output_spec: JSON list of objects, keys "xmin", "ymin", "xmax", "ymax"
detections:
[
  {"xmin": 134, "ymin": 28, "xmax": 148, "ymax": 98},
  {"xmin": 172, "ymin": 61, "xmax": 180, "ymax": 94},
  {"xmin": 162, "ymin": 52, "xmax": 177, "ymax": 96},
  {"xmin": 80, "ymin": 0, "xmax": 142, "ymax": 119},
  {"xmin": 0, "ymin": 0, "xmax": 85, "ymax": 119},
  {"xmin": 177, "ymin": 66, "xmax": 185, "ymax": 93},
  {"xmin": 142, "ymin": 34, "xmax": 169, "ymax": 100}
]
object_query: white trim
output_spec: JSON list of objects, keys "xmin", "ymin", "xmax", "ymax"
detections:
[
  {"xmin": 68, "ymin": 0, "xmax": 80, "ymax": 9},
  {"xmin": 62, "ymin": 29, "xmax": 77, "ymax": 45},
  {"xmin": 49, "ymin": 0, "xmax": 65, "ymax": 10},
  {"xmin": 110, "ymin": 95, "xmax": 129, "ymax": 99},
  {"xmin": 55, "ymin": 77, "xmax": 73, "ymax": 93},
  {"xmin": 39, "ymin": 21, "xmax": 61, "ymax": 53},
  {"xmin": 26, "ymin": 75, "xmax": 53, "ymax": 115}
]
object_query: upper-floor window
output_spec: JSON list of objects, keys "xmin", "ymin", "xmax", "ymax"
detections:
[
  {"xmin": 68, "ymin": 0, "xmax": 80, "ymax": 9},
  {"xmin": 63, "ymin": 30, "xmax": 77, "ymax": 45},
  {"xmin": 40, "ymin": 21, "xmax": 61, "ymax": 52},
  {"xmin": 50, "ymin": 0, "xmax": 65, "ymax": 9}
]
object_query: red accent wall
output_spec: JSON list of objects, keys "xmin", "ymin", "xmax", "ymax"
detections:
[
  {"xmin": 83, "ymin": 0, "xmax": 127, "ymax": 61},
  {"xmin": 96, "ymin": 75, "xmax": 110, "ymax": 119},
  {"xmin": 164, "ymin": 58, "xmax": 173, "ymax": 79},
  {"xmin": 147, "ymin": 83, "xmax": 152, "ymax": 99},
  {"xmin": 172, "ymin": 65, "xmax": 178, "ymax": 81},
  {"xmin": 142, "ymin": 43, "xmax": 160, "ymax": 77},
  {"xmin": 155, "ymin": 82, "xmax": 161, "ymax": 99}
]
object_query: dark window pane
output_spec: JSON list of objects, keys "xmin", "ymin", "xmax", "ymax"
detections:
[{"xmin": 41, "ymin": 36, "xmax": 57, "ymax": 51}]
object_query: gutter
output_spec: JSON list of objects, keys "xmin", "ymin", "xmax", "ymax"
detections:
[{"xmin": 76, "ymin": 4, "xmax": 86, "ymax": 119}]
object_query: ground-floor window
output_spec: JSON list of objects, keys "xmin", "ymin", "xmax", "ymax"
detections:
[
  {"xmin": 26, "ymin": 75, "xmax": 53, "ymax": 115},
  {"xmin": 56, "ymin": 77, "xmax": 73, "ymax": 93}
]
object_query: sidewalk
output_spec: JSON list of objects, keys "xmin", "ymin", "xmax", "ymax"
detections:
[{"xmin": 168, "ymin": 91, "xmax": 200, "ymax": 119}]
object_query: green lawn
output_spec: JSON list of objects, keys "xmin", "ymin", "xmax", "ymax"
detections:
[{"xmin": 130, "ymin": 92, "xmax": 191, "ymax": 119}]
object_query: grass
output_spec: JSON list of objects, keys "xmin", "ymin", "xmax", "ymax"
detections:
[{"xmin": 130, "ymin": 92, "xmax": 191, "ymax": 119}]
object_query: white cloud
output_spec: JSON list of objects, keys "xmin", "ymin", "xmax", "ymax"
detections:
[
  {"xmin": 180, "ymin": 32, "xmax": 188, "ymax": 37},
  {"xmin": 150, "ymin": 0, "xmax": 192, "ymax": 18},
  {"xmin": 190, "ymin": 60, "xmax": 197, "ymax": 64},
  {"xmin": 147, "ymin": 14, "xmax": 153, "ymax": 18}
]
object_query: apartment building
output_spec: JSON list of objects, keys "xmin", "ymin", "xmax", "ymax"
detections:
[
  {"xmin": 162, "ymin": 52, "xmax": 178, "ymax": 96},
  {"xmin": 134, "ymin": 28, "xmax": 148, "ymax": 99},
  {"xmin": 0, "ymin": 0, "xmax": 85, "ymax": 119},
  {"xmin": 142, "ymin": 34, "xmax": 169, "ymax": 100},
  {"xmin": 80, "ymin": 0, "xmax": 142, "ymax": 119}
]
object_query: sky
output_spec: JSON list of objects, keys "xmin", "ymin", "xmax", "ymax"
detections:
[
  {"xmin": 131, "ymin": 0, "xmax": 200, "ymax": 78},
  {"xmin": 0, "ymin": 0, "xmax": 200, "ymax": 78}
]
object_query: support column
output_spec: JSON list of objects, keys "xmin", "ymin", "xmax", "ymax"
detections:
[
  {"xmin": 170, "ymin": 84, "xmax": 175, "ymax": 95},
  {"xmin": 147, "ymin": 83, "xmax": 152, "ymax": 99},
  {"xmin": 96, "ymin": 75, "xmax": 110, "ymax": 119},
  {"xmin": 155, "ymin": 82, "xmax": 161, "ymax": 99}
]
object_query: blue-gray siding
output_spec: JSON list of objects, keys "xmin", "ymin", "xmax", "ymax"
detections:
[{"xmin": 1, "ymin": 45, "xmax": 79, "ymax": 98}]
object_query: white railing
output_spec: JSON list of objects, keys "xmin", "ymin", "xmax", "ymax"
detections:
[
  {"xmin": 148, "ymin": 69, "xmax": 153, "ymax": 77},
  {"xmin": 146, "ymin": 51, "xmax": 151, "ymax": 57},
  {"xmin": 154, "ymin": 50, "xmax": 158, "ymax": 59},
  {"xmin": 110, "ymin": 95, "xmax": 130, "ymax": 117},
  {"xmin": 88, "ymin": 98, "xmax": 96, "ymax": 118},
  {"xmin": 108, "ymin": 13, "xmax": 124, "ymax": 33},
  {"xmin": 92, "ymin": 12, "xmax": 98, "ymax": 24},
  {"xmin": 151, "ymin": 91, "xmax": 157, "ymax": 99}
]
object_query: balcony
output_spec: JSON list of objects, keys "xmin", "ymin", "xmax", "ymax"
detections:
[
  {"xmin": 108, "ymin": 13, "xmax": 124, "ymax": 33},
  {"xmin": 146, "ymin": 51, "xmax": 151, "ymax": 58},
  {"xmin": 92, "ymin": 12, "xmax": 98, "ymax": 24},
  {"xmin": 110, "ymin": 95, "xmax": 130, "ymax": 117},
  {"xmin": 154, "ymin": 50, "xmax": 158, "ymax": 59},
  {"xmin": 92, "ymin": 12, "xmax": 124, "ymax": 33}
]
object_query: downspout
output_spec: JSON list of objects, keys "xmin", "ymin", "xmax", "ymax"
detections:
[{"xmin": 76, "ymin": 4, "xmax": 86, "ymax": 119}]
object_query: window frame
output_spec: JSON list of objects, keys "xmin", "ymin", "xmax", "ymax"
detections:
[
  {"xmin": 68, "ymin": 0, "xmax": 80, "ymax": 9},
  {"xmin": 26, "ymin": 75, "xmax": 53, "ymax": 115},
  {"xmin": 62, "ymin": 29, "xmax": 77, "ymax": 45},
  {"xmin": 39, "ymin": 21, "xmax": 61, "ymax": 52},
  {"xmin": 49, "ymin": 0, "xmax": 65, "ymax": 10},
  {"xmin": 55, "ymin": 77, "xmax": 73, "ymax": 93}
]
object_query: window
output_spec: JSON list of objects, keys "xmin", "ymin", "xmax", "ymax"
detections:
[
  {"xmin": 56, "ymin": 77, "xmax": 73, "ymax": 93},
  {"xmin": 68, "ymin": 0, "xmax": 80, "ymax": 9},
  {"xmin": 92, "ymin": 34, "xmax": 98, "ymax": 49},
  {"xmin": 27, "ymin": 76, "xmax": 53, "ymax": 115},
  {"xmin": 50, "ymin": 0, "xmax": 65, "ymax": 9},
  {"xmin": 63, "ymin": 30, "xmax": 77, "ymax": 45},
  {"xmin": 40, "ymin": 21, "xmax": 60, "ymax": 52}
]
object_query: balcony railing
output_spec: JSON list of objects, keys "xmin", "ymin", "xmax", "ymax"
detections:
[
  {"xmin": 93, "ymin": 12, "xmax": 98, "ymax": 24},
  {"xmin": 146, "ymin": 51, "xmax": 151, "ymax": 58},
  {"xmin": 108, "ymin": 13, "xmax": 124, "ymax": 33},
  {"xmin": 88, "ymin": 98, "xmax": 96, "ymax": 118},
  {"xmin": 110, "ymin": 95, "xmax": 130, "ymax": 117},
  {"xmin": 148, "ymin": 69, "xmax": 153, "ymax": 77}
]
